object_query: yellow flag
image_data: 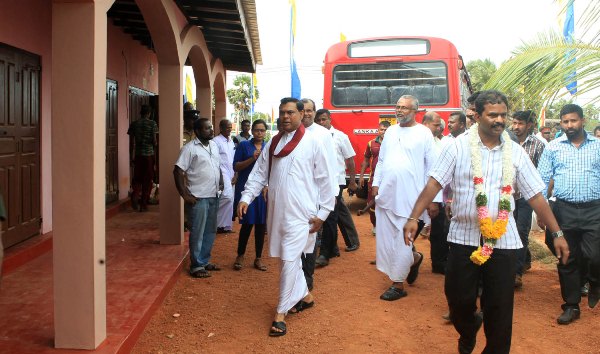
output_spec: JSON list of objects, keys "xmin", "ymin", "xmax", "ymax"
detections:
[
  {"xmin": 340, "ymin": 32, "xmax": 347, "ymax": 42},
  {"xmin": 252, "ymin": 73, "xmax": 258, "ymax": 104},
  {"xmin": 185, "ymin": 74, "xmax": 194, "ymax": 104}
]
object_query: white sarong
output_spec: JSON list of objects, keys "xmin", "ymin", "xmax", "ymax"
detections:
[
  {"xmin": 277, "ymin": 257, "xmax": 309, "ymax": 314},
  {"xmin": 375, "ymin": 207, "xmax": 415, "ymax": 283}
]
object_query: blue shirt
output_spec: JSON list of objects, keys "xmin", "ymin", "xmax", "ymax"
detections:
[
  {"xmin": 538, "ymin": 133, "xmax": 600, "ymax": 203},
  {"xmin": 233, "ymin": 139, "xmax": 267, "ymax": 224}
]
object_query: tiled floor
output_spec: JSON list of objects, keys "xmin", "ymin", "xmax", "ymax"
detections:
[{"xmin": 0, "ymin": 204, "xmax": 188, "ymax": 353}]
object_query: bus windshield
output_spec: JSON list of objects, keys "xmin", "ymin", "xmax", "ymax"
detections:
[{"xmin": 331, "ymin": 61, "xmax": 448, "ymax": 107}]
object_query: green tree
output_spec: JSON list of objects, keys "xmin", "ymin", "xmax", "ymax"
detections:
[
  {"xmin": 484, "ymin": 2, "xmax": 600, "ymax": 108},
  {"xmin": 466, "ymin": 59, "xmax": 497, "ymax": 92},
  {"xmin": 226, "ymin": 74, "xmax": 260, "ymax": 121}
]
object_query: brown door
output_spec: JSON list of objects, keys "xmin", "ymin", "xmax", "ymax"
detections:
[
  {"xmin": 106, "ymin": 79, "xmax": 118, "ymax": 204},
  {"xmin": 0, "ymin": 43, "xmax": 41, "ymax": 248}
]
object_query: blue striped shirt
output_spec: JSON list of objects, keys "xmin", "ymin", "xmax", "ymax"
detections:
[{"xmin": 537, "ymin": 133, "xmax": 600, "ymax": 203}]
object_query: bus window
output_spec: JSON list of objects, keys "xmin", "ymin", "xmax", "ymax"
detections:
[{"xmin": 331, "ymin": 61, "xmax": 448, "ymax": 107}]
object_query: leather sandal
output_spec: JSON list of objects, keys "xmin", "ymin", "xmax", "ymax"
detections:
[
  {"xmin": 234, "ymin": 255, "xmax": 244, "ymax": 271},
  {"xmin": 254, "ymin": 258, "xmax": 267, "ymax": 271}
]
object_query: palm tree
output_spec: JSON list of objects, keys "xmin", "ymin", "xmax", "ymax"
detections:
[{"xmin": 484, "ymin": 1, "xmax": 600, "ymax": 110}]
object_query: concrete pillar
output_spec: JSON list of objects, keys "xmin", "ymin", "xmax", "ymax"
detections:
[
  {"xmin": 159, "ymin": 64, "xmax": 184, "ymax": 245},
  {"xmin": 197, "ymin": 86, "xmax": 212, "ymax": 121},
  {"xmin": 51, "ymin": 0, "xmax": 111, "ymax": 349}
]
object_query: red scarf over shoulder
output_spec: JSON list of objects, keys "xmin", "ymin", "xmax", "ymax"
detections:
[{"xmin": 268, "ymin": 124, "xmax": 305, "ymax": 180}]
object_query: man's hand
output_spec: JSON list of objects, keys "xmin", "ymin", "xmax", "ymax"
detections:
[
  {"xmin": 444, "ymin": 203, "xmax": 452, "ymax": 219},
  {"xmin": 262, "ymin": 187, "xmax": 268, "ymax": 201},
  {"xmin": 427, "ymin": 203, "xmax": 439, "ymax": 219},
  {"xmin": 237, "ymin": 202, "xmax": 249, "ymax": 219},
  {"xmin": 348, "ymin": 179, "xmax": 358, "ymax": 193},
  {"xmin": 253, "ymin": 149, "xmax": 261, "ymax": 160},
  {"xmin": 231, "ymin": 175, "xmax": 237, "ymax": 186},
  {"xmin": 403, "ymin": 219, "xmax": 419, "ymax": 246},
  {"xmin": 358, "ymin": 177, "xmax": 365, "ymax": 188},
  {"xmin": 553, "ymin": 237, "xmax": 570, "ymax": 265},
  {"xmin": 308, "ymin": 217, "xmax": 324, "ymax": 233},
  {"xmin": 372, "ymin": 186, "xmax": 379, "ymax": 197},
  {"xmin": 183, "ymin": 194, "xmax": 197, "ymax": 204}
]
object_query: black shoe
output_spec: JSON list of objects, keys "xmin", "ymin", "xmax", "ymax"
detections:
[
  {"xmin": 581, "ymin": 282, "xmax": 590, "ymax": 297},
  {"xmin": 588, "ymin": 285, "xmax": 600, "ymax": 308},
  {"xmin": 315, "ymin": 255, "xmax": 329, "ymax": 267},
  {"xmin": 406, "ymin": 252, "xmax": 424, "ymax": 285},
  {"xmin": 431, "ymin": 265, "xmax": 446, "ymax": 275},
  {"xmin": 458, "ymin": 312, "xmax": 483, "ymax": 354},
  {"xmin": 345, "ymin": 244, "xmax": 359, "ymax": 252},
  {"xmin": 379, "ymin": 286, "xmax": 407, "ymax": 301},
  {"xmin": 557, "ymin": 307, "xmax": 580, "ymax": 325}
]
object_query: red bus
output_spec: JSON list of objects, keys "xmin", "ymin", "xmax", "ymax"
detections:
[{"xmin": 322, "ymin": 36, "xmax": 472, "ymax": 196}]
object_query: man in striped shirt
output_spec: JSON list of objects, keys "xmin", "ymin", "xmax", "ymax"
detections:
[
  {"xmin": 538, "ymin": 103, "xmax": 600, "ymax": 325},
  {"xmin": 404, "ymin": 90, "xmax": 568, "ymax": 354},
  {"xmin": 511, "ymin": 110, "xmax": 546, "ymax": 288}
]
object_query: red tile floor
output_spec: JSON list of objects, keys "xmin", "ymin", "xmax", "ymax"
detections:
[{"xmin": 0, "ymin": 202, "xmax": 188, "ymax": 353}]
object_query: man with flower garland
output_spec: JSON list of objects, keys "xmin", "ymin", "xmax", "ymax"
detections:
[{"xmin": 404, "ymin": 90, "xmax": 569, "ymax": 354}]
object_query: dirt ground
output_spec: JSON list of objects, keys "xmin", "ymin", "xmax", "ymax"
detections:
[{"xmin": 133, "ymin": 194, "xmax": 600, "ymax": 354}]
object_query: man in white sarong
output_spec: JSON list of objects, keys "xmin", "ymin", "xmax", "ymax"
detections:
[
  {"xmin": 238, "ymin": 97, "xmax": 335, "ymax": 337},
  {"xmin": 372, "ymin": 95, "xmax": 441, "ymax": 301},
  {"xmin": 214, "ymin": 119, "xmax": 236, "ymax": 233}
]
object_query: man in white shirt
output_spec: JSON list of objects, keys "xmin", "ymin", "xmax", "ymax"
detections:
[
  {"xmin": 372, "ymin": 95, "xmax": 440, "ymax": 301},
  {"xmin": 404, "ymin": 90, "xmax": 569, "ymax": 354},
  {"xmin": 299, "ymin": 98, "xmax": 337, "ymax": 285},
  {"xmin": 315, "ymin": 109, "xmax": 360, "ymax": 266},
  {"xmin": 213, "ymin": 119, "xmax": 236, "ymax": 233},
  {"xmin": 174, "ymin": 118, "xmax": 224, "ymax": 278},
  {"xmin": 238, "ymin": 97, "xmax": 335, "ymax": 337},
  {"xmin": 422, "ymin": 111, "xmax": 449, "ymax": 274}
]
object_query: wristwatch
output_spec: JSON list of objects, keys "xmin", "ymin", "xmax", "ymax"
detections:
[{"xmin": 551, "ymin": 230, "xmax": 564, "ymax": 239}]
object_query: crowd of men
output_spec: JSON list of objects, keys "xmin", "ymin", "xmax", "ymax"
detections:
[{"xmin": 159, "ymin": 90, "xmax": 599, "ymax": 353}]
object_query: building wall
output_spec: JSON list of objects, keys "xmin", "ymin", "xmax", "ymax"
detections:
[
  {"xmin": 0, "ymin": 0, "xmax": 53, "ymax": 233},
  {"xmin": 106, "ymin": 21, "xmax": 159, "ymax": 200},
  {"xmin": 0, "ymin": 1, "xmax": 160, "ymax": 235}
]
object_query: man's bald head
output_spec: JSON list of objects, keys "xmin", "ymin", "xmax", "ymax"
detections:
[{"xmin": 422, "ymin": 111, "xmax": 442, "ymax": 136}]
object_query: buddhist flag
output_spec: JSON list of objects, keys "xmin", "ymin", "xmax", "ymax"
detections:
[
  {"xmin": 289, "ymin": 0, "xmax": 301, "ymax": 99},
  {"xmin": 563, "ymin": 0, "xmax": 577, "ymax": 95},
  {"xmin": 538, "ymin": 106, "xmax": 546, "ymax": 130},
  {"xmin": 340, "ymin": 32, "xmax": 347, "ymax": 42},
  {"xmin": 184, "ymin": 74, "xmax": 194, "ymax": 104}
]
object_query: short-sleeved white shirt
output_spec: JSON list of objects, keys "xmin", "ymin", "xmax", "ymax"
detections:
[
  {"xmin": 175, "ymin": 138, "xmax": 221, "ymax": 198},
  {"xmin": 329, "ymin": 126, "xmax": 356, "ymax": 185},
  {"xmin": 429, "ymin": 131, "xmax": 545, "ymax": 249}
]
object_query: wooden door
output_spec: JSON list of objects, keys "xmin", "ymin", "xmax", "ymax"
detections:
[
  {"xmin": 106, "ymin": 79, "xmax": 118, "ymax": 204},
  {"xmin": 0, "ymin": 43, "xmax": 41, "ymax": 248}
]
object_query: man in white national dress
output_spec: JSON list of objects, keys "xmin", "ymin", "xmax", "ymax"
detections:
[
  {"xmin": 237, "ymin": 97, "xmax": 335, "ymax": 337},
  {"xmin": 371, "ymin": 95, "xmax": 441, "ymax": 301},
  {"xmin": 404, "ymin": 90, "xmax": 569, "ymax": 354}
]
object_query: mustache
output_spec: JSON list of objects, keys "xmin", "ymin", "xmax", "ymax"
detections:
[{"xmin": 492, "ymin": 123, "xmax": 505, "ymax": 129}]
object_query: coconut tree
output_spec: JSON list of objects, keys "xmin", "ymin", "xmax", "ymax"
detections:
[{"xmin": 484, "ymin": 1, "xmax": 600, "ymax": 110}]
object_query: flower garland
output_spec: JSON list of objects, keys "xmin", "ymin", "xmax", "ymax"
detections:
[{"xmin": 468, "ymin": 123, "xmax": 514, "ymax": 265}]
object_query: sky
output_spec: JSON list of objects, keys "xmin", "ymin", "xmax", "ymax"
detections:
[{"xmin": 222, "ymin": 0, "xmax": 594, "ymax": 119}]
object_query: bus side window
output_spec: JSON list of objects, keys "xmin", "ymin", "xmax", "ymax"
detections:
[
  {"xmin": 333, "ymin": 87, "xmax": 347, "ymax": 106},
  {"xmin": 390, "ymin": 85, "xmax": 413, "ymax": 104},
  {"xmin": 346, "ymin": 87, "xmax": 368, "ymax": 105},
  {"xmin": 367, "ymin": 86, "xmax": 389, "ymax": 105}
]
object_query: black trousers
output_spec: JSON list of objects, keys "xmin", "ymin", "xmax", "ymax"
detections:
[
  {"xmin": 429, "ymin": 203, "xmax": 448, "ymax": 273},
  {"xmin": 301, "ymin": 240, "xmax": 318, "ymax": 291},
  {"xmin": 545, "ymin": 199, "xmax": 600, "ymax": 309},
  {"xmin": 237, "ymin": 223, "xmax": 265, "ymax": 258},
  {"xmin": 445, "ymin": 243, "xmax": 517, "ymax": 354},
  {"xmin": 513, "ymin": 197, "xmax": 533, "ymax": 275},
  {"xmin": 319, "ymin": 198, "xmax": 339, "ymax": 259},
  {"xmin": 337, "ymin": 193, "xmax": 360, "ymax": 248}
]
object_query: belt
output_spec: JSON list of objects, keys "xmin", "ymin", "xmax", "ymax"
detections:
[{"xmin": 556, "ymin": 198, "xmax": 600, "ymax": 209}]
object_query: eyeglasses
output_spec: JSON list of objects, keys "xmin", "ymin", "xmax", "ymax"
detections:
[
  {"xmin": 252, "ymin": 129, "xmax": 266, "ymax": 133},
  {"xmin": 395, "ymin": 106, "xmax": 414, "ymax": 112}
]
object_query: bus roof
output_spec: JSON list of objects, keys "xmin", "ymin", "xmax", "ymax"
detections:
[{"xmin": 324, "ymin": 36, "xmax": 461, "ymax": 63}]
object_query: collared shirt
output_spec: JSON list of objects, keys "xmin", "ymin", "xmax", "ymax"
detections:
[
  {"xmin": 236, "ymin": 133, "xmax": 251, "ymax": 143},
  {"xmin": 538, "ymin": 133, "xmax": 600, "ymax": 203},
  {"xmin": 329, "ymin": 126, "xmax": 356, "ymax": 185},
  {"xmin": 429, "ymin": 131, "xmax": 545, "ymax": 249},
  {"xmin": 514, "ymin": 134, "xmax": 546, "ymax": 199},
  {"xmin": 213, "ymin": 134, "xmax": 236, "ymax": 180},
  {"xmin": 175, "ymin": 138, "xmax": 221, "ymax": 198},
  {"xmin": 364, "ymin": 136, "xmax": 382, "ymax": 178},
  {"xmin": 127, "ymin": 118, "xmax": 158, "ymax": 156}
]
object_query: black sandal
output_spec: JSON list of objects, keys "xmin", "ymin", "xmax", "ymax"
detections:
[
  {"xmin": 289, "ymin": 300, "xmax": 315, "ymax": 314},
  {"xmin": 269, "ymin": 321, "xmax": 286, "ymax": 337}
]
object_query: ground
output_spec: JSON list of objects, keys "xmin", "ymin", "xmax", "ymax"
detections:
[{"xmin": 133, "ymin": 195, "xmax": 600, "ymax": 354}]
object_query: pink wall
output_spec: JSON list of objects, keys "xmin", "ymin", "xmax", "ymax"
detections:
[
  {"xmin": 0, "ymin": 0, "xmax": 53, "ymax": 233},
  {"xmin": 0, "ymin": 1, "xmax": 160, "ymax": 234},
  {"xmin": 106, "ymin": 21, "xmax": 159, "ymax": 200}
]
